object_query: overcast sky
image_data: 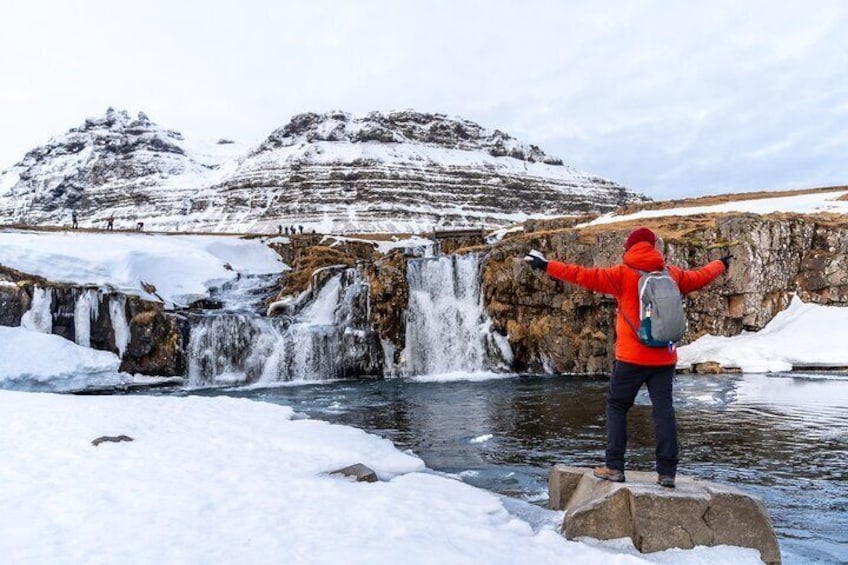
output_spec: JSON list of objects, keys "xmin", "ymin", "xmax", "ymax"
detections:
[{"xmin": 0, "ymin": 0, "xmax": 845, "ymax": 199}]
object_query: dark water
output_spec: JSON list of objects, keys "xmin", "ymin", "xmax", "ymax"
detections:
[{"xmin": 187, "ymin": 372, "xmax": 848, "ymax": 564}]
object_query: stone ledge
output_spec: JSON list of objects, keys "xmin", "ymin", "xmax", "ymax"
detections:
[{"xmin": 549, "ymin": 465, "xmax": 780, "ymax": 564}]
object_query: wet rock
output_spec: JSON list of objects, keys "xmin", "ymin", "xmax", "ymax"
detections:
[
  {"xmin": 0, "ymin": 283, "xmax": 30, "ymax": 327},
  {"xmin": 367, "ymin": 251, "xmax": 410, "ymax": 364},
  {"xmin": 120, "ymin": 298, "xmax": 188, "ymax": 376},
  {"xmin": 186, "ymin": 297, "xmax": 223, "ymax": 310},
  {"xmin": 330, "ymin": 463, "xmax": 378, "ymax": 483},
  {"xmin": 550, "ymin": 465, "xmax": 780, "ymax": 565}
]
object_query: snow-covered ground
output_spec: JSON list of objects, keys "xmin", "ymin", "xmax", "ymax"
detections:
[
  {"xmin": 0, "ymin": 326, "xmax": 123, "ymax": 391},
  {"xmin": 0, "ymin": 230, "xmax": 284, "ymax": 306},
  {"xmin": 0, "ymin": 388, "xmax": 762, "ymax": 565},
  {"xmin": 584, "ymin": 188, "xmax": 848, "ymax": 226},
  {"xmin": 679, "ymin": 295, "xmax": 848, "ymax": 372}
]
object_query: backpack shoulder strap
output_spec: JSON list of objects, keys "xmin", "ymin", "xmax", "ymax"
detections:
[
  {"xmin": 621, "ymin": 267, "xmax": 647, "ymax": 338},
  {"xmin": 621, "ymin": 309, "xmax": 640, "ymax": 338}
]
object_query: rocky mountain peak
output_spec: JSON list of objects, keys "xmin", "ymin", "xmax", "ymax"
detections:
[
  {"xmin": 14, "ymin": 108, "xmax": 187, "ymax": 174},
  {"xmin": 0, "ymin": 109, "xmax": 205, "ymax": 216},
  {"xmin": 0, "ymin": 108, "xmax": 646, "ymax": 232},
  {"xmin": 255, "ymin": 110, "xmax": 565, "ymax": 165}
]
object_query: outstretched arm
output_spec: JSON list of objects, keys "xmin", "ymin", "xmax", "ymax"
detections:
[
  {"xmin": 546, "ymin": 260, "xmax": 624, "ymax": 297},
  {"xmin": 671, "ymin": 260, "xmax": 726, "ymax": 294}
]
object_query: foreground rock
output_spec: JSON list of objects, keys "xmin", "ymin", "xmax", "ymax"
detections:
[
  {"xmin": 329, "ymin": 463, "xmax": 378, "ymax": 483},
  {"xmin": 549, "ymin": 465, "xmax": 780, "ymax": 564}
]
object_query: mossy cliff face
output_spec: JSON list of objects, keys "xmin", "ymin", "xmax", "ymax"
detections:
[
  {"xmin": 367, "ymin": 251, "xmax": 410, "ymax": 365},
  {"xmin": 120, "ymin": 297, "xmax": 188, "ymax": 376},
  {"xmin": 483, "ymin": 213, "xmax": 848, "ymax": 373}
]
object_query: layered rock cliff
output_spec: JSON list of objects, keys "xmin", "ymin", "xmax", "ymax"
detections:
[
  {"xmin": 0, "ymin": 109, "xmax": 646, "ymax": 233},
  {"xmin": 4, "ymin": 212, "xmax": 846, "ymax": 381},
  {"xmin": 481, "ymin": 213, "xmax": 848, "ymax": 373}
]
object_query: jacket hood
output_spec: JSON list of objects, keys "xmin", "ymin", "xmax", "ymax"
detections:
[{"xmin": 623, "ymin": 241, "xmax": 665, "ymax": 271}]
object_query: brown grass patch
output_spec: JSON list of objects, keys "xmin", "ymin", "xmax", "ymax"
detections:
[{"xmin": 282, "ymin": 246, "xmax": 355, "ymax": 295}]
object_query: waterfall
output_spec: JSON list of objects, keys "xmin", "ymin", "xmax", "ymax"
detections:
[
  {"xmin": 404, "ymin": 254, "xmax": 512, "ymax": 376},
  {"xmin": 186, "ymin": 267, "xmax": 380, "ymax": 387},
  {"xmin": 20, "ymin": 287, "xmax": 53, "ymax": 334}
]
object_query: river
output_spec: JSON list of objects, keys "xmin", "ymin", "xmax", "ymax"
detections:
[{"xmin": 182, "ymin": 371, "xmax": 848, "ymax": 564}]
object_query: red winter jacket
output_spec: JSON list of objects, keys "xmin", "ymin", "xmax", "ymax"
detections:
[{"xmin": 546, "ymin": 241, "xmax": 725, "ymax": 366}]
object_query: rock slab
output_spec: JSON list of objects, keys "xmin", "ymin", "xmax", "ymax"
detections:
[
  {"xmin": 330, "ymin": 463, "xmax": 378, "ymax": 483},
  {"xmin": 549, "ymin": 465, "xmax": 780, "ymax": 564}
]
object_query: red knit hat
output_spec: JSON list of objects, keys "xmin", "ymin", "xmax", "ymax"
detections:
[{"xmin": 624, "ymin": 227, "xmax": 656, "ymax": 250}]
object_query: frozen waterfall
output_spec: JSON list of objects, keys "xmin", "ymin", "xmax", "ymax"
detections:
[
  {"xmin": 20, "ymin": 287, "xmax": 53, "ymax": 334},
  {"xmin": 20, "ymin": 286, "xmax": 132, "ymax": 359},
  {"xmin": 404, "ymin": 253, "xmax": 512, "ymax": 376},
  {"xmin": 73, "ymin": 289, "xmax": 100, "ymax": 348}
]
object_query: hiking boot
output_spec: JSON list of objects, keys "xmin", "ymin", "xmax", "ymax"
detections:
[
  {"xmin": 657, "ymin": 475, "xmax": 676, "ymax": 488},
  {"xmin": 593, "ymin": 466, "xmax": 625, "ymax": 482}
]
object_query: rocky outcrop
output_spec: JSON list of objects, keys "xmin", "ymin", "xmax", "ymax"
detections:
[
  {"xmin": 329, "ymin": 463, "xmax": 378, "ymax": 483},
  {"xmin": 6, "ymin": 212, "xmax": 846, "ymax": 380},
  {"xmin": 367, "ymin": 251, "xmax": 411, "ymax": 365},
  {"xmin": 0, "ymin": 109, "xmax": 646, "ymax": 234},
  {"xmin": 549, "ymin": 465, "xmax": 780, "ymax": 564},
  {"xmin": 0, "ymin": 108, "xmax": 213, "ymax": 228},
  {"xmin": 120, "ymin": 297, "xmax": 188, "ymax": 376},
  {"xmin": 483, "ymin": 213, "xmax": 848, "ymax": 373},
  {"xmin": 0, "ymin": 283, "xmax": 30, "ymax": 327}
]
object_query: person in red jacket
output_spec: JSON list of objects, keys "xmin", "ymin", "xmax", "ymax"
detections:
[{"xmin": 525, "ymin": 226, "xmax": 730, "ymax": 488}]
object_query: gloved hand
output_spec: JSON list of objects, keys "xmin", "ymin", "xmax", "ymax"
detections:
[
  {"xmin": 720, "ymin": 254, "xmax": 733, "ymax": 270},
  {"xmin": 524, "ymin": 249, "xmax": 549, "ymax": 272}
]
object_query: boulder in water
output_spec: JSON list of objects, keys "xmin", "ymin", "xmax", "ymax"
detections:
[{"xmin": 549, "ymin": 465, "xmax": 780, "ymax": 565}]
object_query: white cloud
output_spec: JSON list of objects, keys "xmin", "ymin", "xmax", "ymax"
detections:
[{"xmin": 0, "ymin": 0, "xmax": 845, "ymax": 199}]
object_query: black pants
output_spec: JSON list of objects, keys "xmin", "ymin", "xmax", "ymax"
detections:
[{"xmin": 606, "ymin": 360, "xmax": 678, "ymax": 477}]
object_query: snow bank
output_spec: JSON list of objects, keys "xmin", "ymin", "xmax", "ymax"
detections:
[
  {"xmin": 0, "ymin": 390, "xmax": 762, "ymax": 564},
  {"xmin": 585, "ymin": 188, "xmax": 848, "ymax": 226},
  {"xmin": 679, "ymin": 296, "xmax": 848, "ymax": 372},
  {"xmin": 0, "ymin": 326, "xmax": 124, "ymax": 391},
  {"xmin": 0, "ymin": 230, "xmax": 284, "ymax": 306}
]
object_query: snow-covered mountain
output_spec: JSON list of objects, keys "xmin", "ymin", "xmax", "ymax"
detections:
[{"xmin": 0, "ymin": 109, "xmax": 646, "ymax": 233}]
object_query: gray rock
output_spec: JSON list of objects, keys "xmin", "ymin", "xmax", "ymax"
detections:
[
  {"xmin": 549, "ymin": 465, "xmax": 780, "ymax": 565},
  {"xmin": 330, "ymin": 463, "xmax": 378, "ymax": 483},
  {"xmin": 91, "ymin": 435, "xmax": 134, "ymax": 446}
]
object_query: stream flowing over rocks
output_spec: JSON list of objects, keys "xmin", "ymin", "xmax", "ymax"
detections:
[{"xmin": 2, "ymin": 212, "xmax": 848, "ymax": 383}]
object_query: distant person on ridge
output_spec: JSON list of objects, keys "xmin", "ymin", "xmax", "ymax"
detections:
[
  {"xmin": 71, "ymin": 210, "xmax": 78, "ymax": 229},
  {"xmin": 106, "ymin": 216, "xmax": 114, "ymax": 231},
  {"xmin": 524, "ymin": 227, "xmax": 731, "ymax": 488}
]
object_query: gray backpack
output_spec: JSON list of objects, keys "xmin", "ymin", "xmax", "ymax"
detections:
[{"xmin": 626, "ymin": 269, "xmax": 686, "ymax": 348}]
